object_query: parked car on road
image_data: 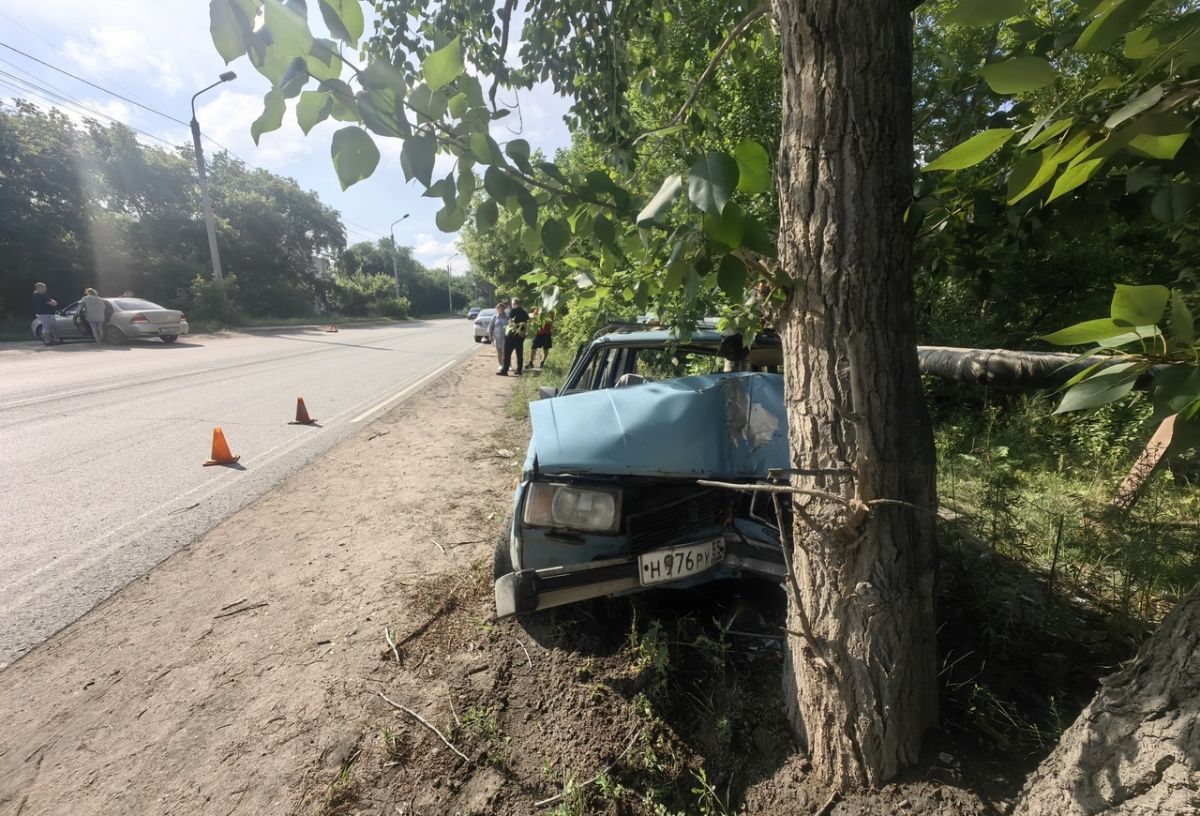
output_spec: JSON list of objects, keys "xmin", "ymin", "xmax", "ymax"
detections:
[
  {"xmin": 494, "ymin": 323, "xmax": 789, "ymax": 617},
  {"xmin": 473, "ymin": 308, "xmax": 497, "ymax": 342},
  {"xmin": 32, "ymin": 298, "xmax": 189, "ymax": 344},
  {"xmin": 468, "ymin": 307, "xmax": 482, "ymax": 321}
]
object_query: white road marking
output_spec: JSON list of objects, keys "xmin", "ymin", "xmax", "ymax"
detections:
[{"xmin": 349, "ymin": 347, "xmax": 475, "ymax": 423}]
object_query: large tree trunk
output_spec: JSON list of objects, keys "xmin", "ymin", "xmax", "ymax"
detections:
[
  {"xmin": 1013, "ymin": 582, "xmax": 1200, "ymax": 816},
  {"xmin": 774, "ymin": 0, "xmax": 938, "ymax": 790}
]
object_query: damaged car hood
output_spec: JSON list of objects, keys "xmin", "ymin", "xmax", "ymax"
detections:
[{"xmin": 529, "ymin": 372, "xmax": 788, "ymax": 479}]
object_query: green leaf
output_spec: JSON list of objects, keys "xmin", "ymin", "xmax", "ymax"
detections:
[
  {"xmin": 251, "ymin": 88, "xmax": 286, "ymax": 145},
  {"xmin": 469, "ymin": 132, "xmax": 495, "ymax": 165},
  {"xmin": 1075, "ymin": 0, "xmax": 1156, "ymax": 53},
  {"xmin": 1169, "ymin": 398, "xmax": 1200, "ymax": 456},
  {"xmin": 357, "ymin": 88, "xmax": 409, "ymax": 139},
  {"xmin": 742, "ymin": 217, "xmax": 775, "ymax": 258},
  {"xmin": 1053, "ymin": 363, "xmax": 1140, "ymax": 413},
  {"xmin": 262, "ymin": 0, "xmax": 313, "ymax": 57},
  {"xmin": 318, "ymin": 0, "xmax": 364, "ymax": 46},
  {"xmin": 210, "ymin": 0, "xmax": 257, "ymax": 63},
  {"xmin": 1112, "ymin": 284, "xmax": 1169, "ymax": 326},
  {"xmin": 330, "ymin": 126, "xmax": 379, "ymax": 191},
  {"xmin": 296, "ymin": 89, "xmax": 333, "ymax": 135},
  {"xmin": 1023, "ymin": 117, "xmax": 1071, "ymax": 150},
  {"xmin": 1040, "ymin": 318, "xmax": 1132, "ymax": 345},
  {"xmin": 638, "ymin": 175, "xmax": 683, "ymax": 226},
  {"xmin": 306, "ymin": 39, "xmax": 343, "ymax": 82},
  {"xmin": 516, "ymin": 187, "xmax": 538, "ymax": 228},
  {"xmin": 688, "ymin": 154, "xmax": 739, "ymax": 215},
  {"xmin": 435, "ymin": 204, "xmax": 466, "ymax": 233},
  {"xmin": 361, "ymin": 59, "xmax": 406, "ymax": 95},
  {"xmin": 522, "ymin": 226, "xmax": 542, "ymax": 256},
  {"xmin": 733, "ymin": 139, "xmax": 771, "ymax": 194},
  {"xmin": 538, "ymin": 162, "xmax": 570, "ymax": 186},
  {"xmin": 923, "ymin": 129, "xmax": 1016, "ymax": 172},
  {"xmin": 1007, "ymin": 151, "xmax": 1057, "ymax": 203},
  {"xmin": 506, "ymin": 139, "xmax": 531, "ymax": 166},
  {"xmin": 541, "ymin": 218, "xmax": 569, "ymax": 257},
  {"xmin": 1151, "ymin": 181, "xmax": 1195, "ymax": 224},
  {"xmin": 423, "ymin": 36, "xmax": 463, "ymax": 93},
  {"xmin": 1047, "ymin": 158, "xmax": 1104, "ymax": 202},
  {"xmin": 979, "ymin": 57, "xmax": 1055, "ymax": 95},
  {"xmin": 447, "ymin": 92, "xmax": 468, "ymax": 119},
  {"xmin": 1149, "ymin": 366, "xmax": 1200, "ymax": 420},
  {"xmin": 458, "ymin": 167, "xmax": 476, "ymax": 200},
  {"xmin": 1105, "ymin": 84, "xmax": 1163, "ymax": 130},
  {"xmin": 717, "ymin": 255, "xmax": 748, "ymax": 300},
  {"xmin": 483, "ymin": 165, "xmax": 516, "ymax": 200},
  {"xmin": 407, "ymin": 83, "xmax": 447, "ymax": 121},
  {"xmin": 1124, "ymin": 113, "xmax": 1192, "ymax": 160},
  {"xmin": 593, "ymin": 214, "xmax": 617, "ymax": 251},
  {"xmin": 943, "ymin": 0, "xmax": 1028, "ymax": 26},
  {"xmin": 703, "ymin": 201, "xmax": 745, "ymax": 248},
  {"xmin": 1124, "ymin": 26, "xmax": 1160, "ymax": 58},
  {"xmin": 400, "ymin": 133, "xmax": 436, "ymax": 187},
  {"xmin": 476, "ymin": 199, "xmax": 499, "ymax": 232},
  {"xmin": 1170, "ymin": 290, "xmax": 1195, "ymax": 346}
]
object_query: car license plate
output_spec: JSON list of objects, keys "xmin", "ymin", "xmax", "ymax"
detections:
[
  {"xmin": 638, "ymin": 538, "xmax": 719, "ymax": 586},
  {"xmin": 159, "ymin": 327, "xmax": 179, "ymax": 334}
]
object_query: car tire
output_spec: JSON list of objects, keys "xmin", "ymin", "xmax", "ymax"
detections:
[
  {"xmin": 493, "ymin": 523, "xmax": 514, "ymax": 582},
  {"xmin": 474, "ymin": 336, "xmax": 482, "ymax": 343},
  {"xmin": 34, "ymin": 324, "xmax": 43, "ymax": 343},
  {"xmin": 103, "ymin": 326, "xmax": 125, "ymax": 344},
  {"xmin": 161, "ymin": 334, "xmax": 178, "ymax": 344}
]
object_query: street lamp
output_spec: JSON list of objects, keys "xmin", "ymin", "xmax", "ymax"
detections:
[
  {"xmin": 447, "ymin": 252, "xmax": 459, "ymax": 314},
  {"xmin": 190, "ymin": 71, "xmax": 236, "ymax": 282},
  {"xmin": 389, "ymin": 214, "xmax": 411, "ymax": 301}
]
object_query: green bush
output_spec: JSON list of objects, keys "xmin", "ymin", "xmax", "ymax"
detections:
[
  {"xmin": 329, "ymin": 271, "xmax": 395, "ymax": 316},
  {"xmin": 369, "ymin": 297, "xmax": 410, "ymax": 319},
  {"xmin": 180, "ymin": 274, "xmax": 242, "ymax": 324}
]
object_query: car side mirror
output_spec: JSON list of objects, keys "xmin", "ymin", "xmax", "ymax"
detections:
[{"xmin": 538, "ymin": 386, "xmax": 558, "ymax": 400}]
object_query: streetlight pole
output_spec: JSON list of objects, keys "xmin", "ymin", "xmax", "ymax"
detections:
[
  {"xmin": 447, "ymin": 252, "xmax": 459, "ymax": 314},
  {"xmin": 389, "ymin": 214, "xmax": 410, "ymax": 301},
  {"xmin": 190, "ymin": 71, "xmax": 236, "ymax": 283}
]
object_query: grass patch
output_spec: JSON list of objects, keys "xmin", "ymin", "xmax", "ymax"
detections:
[{"xmin": 505, "ymin": 343, "xmax": 573, "ymax": 419}]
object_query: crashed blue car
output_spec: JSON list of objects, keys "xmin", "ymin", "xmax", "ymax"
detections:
[{"xmin": 494, "ymin": 325, "xmax": 790, "ymax": 618}]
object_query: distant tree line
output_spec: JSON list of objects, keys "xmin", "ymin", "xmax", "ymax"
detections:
[{"xmin": 0, "ymin": 100, "xmax": 468, "ymax": 322}]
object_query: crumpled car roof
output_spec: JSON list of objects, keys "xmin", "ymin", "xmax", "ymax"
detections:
[{"xmin": 529, "ymin": 371, "xmax": 789, "ymax": 479}]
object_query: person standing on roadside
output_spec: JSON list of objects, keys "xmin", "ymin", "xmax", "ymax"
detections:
[
  {"xmin": 500, "ymin": 297, "xmax": 530, "ymax": 376},
  {"xmin": 80, "ymin": 288, "xmax": 107, "ymax": 343},
  {"xmin": 530, "ymin": 308, "xmax": 553, "ymax": 368},
  {"xmin": 487, "ymin": 302, "xmax": 509, "ymax": 372},
  {"xmin": 32, "ymin": 283, "xmax": 59, "ymax": 345}
]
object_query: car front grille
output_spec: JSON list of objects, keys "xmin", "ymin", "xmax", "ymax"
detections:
[{"xmin": 626, "ymin": 488, "xmax": 730, "ymax": 557}]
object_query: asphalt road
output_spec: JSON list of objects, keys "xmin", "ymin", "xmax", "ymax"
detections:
[{"xmin": 0, "ymin": 320, "xmax": 480, "ymax": 669}]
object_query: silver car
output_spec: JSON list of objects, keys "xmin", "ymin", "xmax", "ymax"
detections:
[
  {"xmin": 473, "ymin": 308, "xmax": 497, "ymax": 342},
  {"xmin": 32, "ymin": 298, "xmax": 189, "ymax": 344}
]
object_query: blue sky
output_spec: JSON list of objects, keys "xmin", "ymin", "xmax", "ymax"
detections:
[{"xmin": 0, "ymin": 0, "xmax": 575, "ymax": 273}]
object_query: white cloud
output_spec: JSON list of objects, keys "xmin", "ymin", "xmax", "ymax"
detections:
[
  {"xmin": 64, "ymin": 25, "xmax": 183, "ymax": 95},
  {"xmin": 195, "ymin": 90, "xmax": 319, "ymax": 169},
  {"xmin": 412, "ymin": 234, "xmax": 461, "ymax": 267}
]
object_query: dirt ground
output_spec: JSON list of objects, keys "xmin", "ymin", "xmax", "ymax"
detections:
[{"xmin": 0, "ymin": 348, "xmax": 1125, "ymax": 816}]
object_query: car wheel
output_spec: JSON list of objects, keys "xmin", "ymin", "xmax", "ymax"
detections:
[
  {"xmin": 474, "ymin": 336, "xmax": 482, "ymax": 343},
  {"xmin": 103, "ymin": 326, "xmax": 125, "ymax": 344},
  {"xmin": 161, "ymin": 334, "xmax": 178, "ymax": 344},
  {"xmin": 493, "ymin": 524, "xmax": 514, "ymax": 581},
  {"xmin": 34, "ymin": 324, "xmax": 43, "ymax": 342}
]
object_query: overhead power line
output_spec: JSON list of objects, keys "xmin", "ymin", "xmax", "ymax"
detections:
[{"xmin": 0, "ymin": 40, "xmax": 188, "ymax": 127}]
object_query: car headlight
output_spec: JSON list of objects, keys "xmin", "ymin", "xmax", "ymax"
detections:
[{"xmin": 523, "ymin": 483, "xmax": 621, "ymax": 534}]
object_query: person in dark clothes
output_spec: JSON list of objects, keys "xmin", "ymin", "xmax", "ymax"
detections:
[
  {"xmin": 499, "ymin": 297, "xmax": 530, "ymax": 376},
  {"xmin": 32, "ymin": 283, "xmax": 59, "ymax": 345}
]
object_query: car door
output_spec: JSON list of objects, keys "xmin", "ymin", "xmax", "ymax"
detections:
[{"xmin": 56, "ymin": 303, "xmax": 84, "ymax": 338}]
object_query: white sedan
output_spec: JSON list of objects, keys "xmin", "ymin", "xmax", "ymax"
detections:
[{"xmin": 32, "ymin": 297, "xmax": 189, "ymax": 344}]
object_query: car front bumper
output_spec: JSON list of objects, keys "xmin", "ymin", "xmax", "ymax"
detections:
[{"xmin": 494, "ymin": 530, "xmax": 786, "ymax": 618}]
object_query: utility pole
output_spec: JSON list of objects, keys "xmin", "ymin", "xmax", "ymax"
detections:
[
  {"xmin": 190, "ymin": 72, "xmax": 236, "ymax": 283},
  {"xmin": 389, "ymin": 214, "xmax": 410, "ymax": 300},
  {"xmin": 447, "ymin": 252, "xmax": 459, "ymax": 314}
]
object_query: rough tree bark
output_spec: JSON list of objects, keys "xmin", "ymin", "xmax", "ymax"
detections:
[
  {"xmin": 1013, "ymin": 582, "xmax": 1200, "ymax": 816},
  {"xmin": 773, "ymin": 0, "xmax": 939, "ymax": 790}
]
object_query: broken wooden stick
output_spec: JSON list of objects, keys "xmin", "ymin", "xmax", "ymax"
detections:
[
  {"xmin": 384, "ymin": 627, "xmax": 401, "ymax": 663},
  {"xmin": 214, "ymin": 601, "xmax": 268, "ymax": 619},
  {"xmin": 377, "ymin": 692, "xmax": 469, "ymax": 762}
]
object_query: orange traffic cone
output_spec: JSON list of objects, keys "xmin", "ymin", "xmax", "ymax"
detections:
[
  {"xmin": 203, "ymin": 427, "xmax": 241, "ymax": 466},
  {"xmin": 289, "ymin": 397, "xmax": 317, "ymax": 425},
  {"xmin": 326, "ymin": 324, "xmax": 338, "ymax": 333}
]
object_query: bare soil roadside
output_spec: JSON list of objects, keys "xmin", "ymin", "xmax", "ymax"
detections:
[{"xmin": 0, "ymin": 349, "xmax": 521, "ymax": 816}]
